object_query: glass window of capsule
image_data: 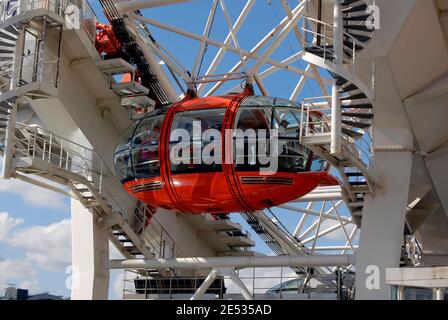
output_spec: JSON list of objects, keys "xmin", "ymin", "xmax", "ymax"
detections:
[{"xmin": 114, "ymin": 97, "xmax": 328, "ymax": 182}]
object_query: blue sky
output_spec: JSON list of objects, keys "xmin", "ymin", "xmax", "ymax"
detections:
[{"xmin": 0, "ymin": 0, "xmax": 355, "ymax": 299}]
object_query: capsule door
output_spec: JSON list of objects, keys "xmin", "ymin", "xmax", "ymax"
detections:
[
  {"xmin": 232, "ymin": 97, "xmax": 332, "ymax": 209},
  {"xmin": 166, "ymin": 107, "xmax": 240, "ymax": 214}
]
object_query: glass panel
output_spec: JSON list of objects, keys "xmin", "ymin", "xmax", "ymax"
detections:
[
  {"xmin": 273, "ymin": 108, "xmax": 301, "ymax": 138},
  {"xmin": 273, "ymin": 108, "xmax": 308, "ymax": 172},
  {"xmin": 233, "ymin": 107, "xmax": 272, "ymax": 170},
  {"xmin": 114, "ymin": 109, "xmax": 168, "ymax": 182},
  {"xmin": 170, "ymin": 108, "xmax": 225, "ymax": 174},
  {"xmin": 240, "ymin": 96, "xmax": 298, "ymax": 108},
  {"xmin": 131, "ymin": 116, "xmax": 164, "ymax": 179},
  {"xmin": 21, "ymin": 29, "xmax": 39, "ymax": 84},
  {"xmin": 283, "ymin": 279, "xmax": 303, "ymax": 290},
  {"xmin": 114, "ymin": 121, "xmax": 138, "ymax": 182}
]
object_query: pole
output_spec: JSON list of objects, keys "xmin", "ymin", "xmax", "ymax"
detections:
[
  {"xmin": 190, "ymin": 269, "xmax": 219, "ymax": 300},
  {"xmin": 108, "ymin": 254, "xmax": 356, "ymax": 270},
  {"xmin": 330, "ymin": 0, "xmax": 343, "ymax": 156},
  {"xmin": 435, "ymin": 288, "xmax": 444, "ymax": 301},
  {"xmin": 228, "ymin": 271, "xmax": 253, "ymax": 300},
  {"xmin": 2, "ymin": 27, "xmax": 25, "ymax": 179}
]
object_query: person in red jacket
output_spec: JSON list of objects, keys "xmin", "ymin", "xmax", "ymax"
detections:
[{"xmin": 95, "ymin": 22, "xmax": 121, "ymax": 59}]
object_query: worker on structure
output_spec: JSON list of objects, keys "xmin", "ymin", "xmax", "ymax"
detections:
[{"xmin": 95, "ymin": 22, "xmax": 121, "ymax": 59}]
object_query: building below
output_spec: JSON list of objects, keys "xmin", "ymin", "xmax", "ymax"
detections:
[{"xmin": 0, "ymin": 287, "xmax": 65, "ymax": 300}]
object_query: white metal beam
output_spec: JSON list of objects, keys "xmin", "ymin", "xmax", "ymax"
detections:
[
  {"xmin": 107, "ymin": 254, "xmax": 356, "ymax": 269},
  {"xmin": 228, "ymin": 270, "xmax": 253, "ymax": 300},
  {"xmin": 197, "ymin": 0, "xmax": 256, "ymax": 94},
  {"xmin": 290, "ymin": 64, "xmax": 311, "ymax": 101},
  {"xmin": 247, "ymin": 4, "xmax": 305, "ymax": 77},
  {"xmin": 130, "ymin": 13, "xmax": 317, "ymax": 82},
  {"xmin": 116, "ymin": 0, "xmax": 193, "ymax": 14},
  {"xmin": 192, "ymin": 0, "xmax": 219, "ymax": 77},
  {"xmin": 219, "ymin": 0, "xmax": 248, "ymax": 72},
  {"xmin": 190, "ymin": 269, "xmax": 219, "ymax": 300}
]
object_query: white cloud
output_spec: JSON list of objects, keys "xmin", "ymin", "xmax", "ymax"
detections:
[
  {"xmin": 0, "ymin": 177, "xmax": 69, "ymax": 211},
  {"xmin": 1, "ymin": 216, "xmax": 130, "ymax": 297},
  {"xmin": 0, "ymin": 259, "xmax": 38, "ymax": 293},
  {"xmin": 0, "ymin": 212, "xmax": 23, "ymax": 240},
  {"xmin": 0, "ymin": 212, "xmax": 72, "ymax": 272},
  {"xmin": 19, "ymin": 279, "xmax": 40, "ymax": 294},
  {"xmin": 0, "ymin": 217, "xmax": 71, "ymax": 295},
  {"xmin": 8, "ymin": 219, "xmax": 72, "ymax": 271}
]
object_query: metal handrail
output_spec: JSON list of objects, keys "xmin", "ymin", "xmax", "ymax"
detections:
[
  {"xmin": 11, "ymin": 122, "xmax": 185, "ymax": 259},
  {"xmin": 0, "ymin": 0, "xmax": 64, "ymax": 22},
  {"xmin": 13, "ymin": 122, "xmax": 104, "ymax": 184},
  {"xmin": 122, "ymin": 267, "xmax": 355, "ymax": 299},
  {"xmin": 300, "ymin": 96, "xmax": 374, "ymax": 170},
  {"xmin": 300, "ymin": 97, "xmax": 332, "ymax": 140},
  {"xmin": 0, "ymin": 0, "xmax": 98, "ymax": 42},
  {"xmin": 0, "ymin": 53, "xmax": 60, "ymax": 92},
  {"xmin": 301, "ymin": 16, "xmax": 375, "ymax": 93},
  {"xmin": 132, "ymin": 202, "xmax": 186, "ymax": 258}
]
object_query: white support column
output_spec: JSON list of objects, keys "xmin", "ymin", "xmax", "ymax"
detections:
[
  {"xmin": 434, "ymin": 288, "xmax": 444, "ymax": 301},
  {"xmin": 228, "ymin": 270, "xmax": 253, "ymax": 300},
  {"xmin": 330, "ymin": 82, "xmax": 342, "ymax": 155},
  {"xmin": 397, "ymin": 286, "xmax": 405, "ymax": 300},
  {"xmin": 190, "ymin": 269, "xmax": 219, "ymax": 300},
  {"xmin": 330, "ymin": 0, "xmax": 343, "ymax": 156},
  {"xmin": 355, "ymin": 58, "xmax": 414, "ymax": 300},
  {"xmin": 2, "ymin": 27, "xmax": 25, "ymax": 179},
  {"xmin": 333, "ymin": 0, "xmax": 343, "ymax": 65},
  {"xmin": 71, "ymin": 199, "xmax": 110, "ymax": 300}
]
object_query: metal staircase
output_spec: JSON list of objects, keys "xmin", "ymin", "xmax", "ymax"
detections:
[
  {"xmin": 240, "ymin": 210, "xmax": 338, "ymax": 287},
  {"xmin": 96, "ymin": 58, "xmax": 156, "ymax": 119},
  {"xmin": 0, "ymin": 2, "xmax": 165, "ymax": 261},
  {"xmin": 0, "ymin": 1, "xmax": 252, "ymax": 264},
  {"xmin": 0, "ymin": 25, "xmax": 18, "ymax": 63},
  {"xmin": 241, "ymin": 211, "xmax": 307, "ymax": 275},
  {"xmin": 0, "ymin": 122, "xmax": 166, "ymax": 259},
  {"xmin": 0, "ymin": 24, "xmax": 19, "ymax": 136},
  {"xmin": 300, "ymin": 0, "xmax": 377, "ymax": 224}
]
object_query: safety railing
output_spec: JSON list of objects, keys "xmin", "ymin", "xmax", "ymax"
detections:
[
  {"xmin": 0, "ymin": 53, "xmax": 60, "ymax": 92},
  {"xmin": 347, "ymin": 131, "xmax": 374, "ymax": 169},
  {"xmin": 20, "ymin": 0, "xmax": 65, "ymax": 16},
  {"xmin": 122, "ymin": 267, "xmax": 355, "ymax": 300},
  {"xmin": 0, "ymin": 0, "xmax": 20, "ymax": 22},
  {"xmin": 10, "ymin": 123, "xmax": 184, "ymax": 258},
  {"xmin": 301, "ymin": 16, "xmax": 375, "ymax": 94},
  {"xmin": 304, "ymin": 0, "xmax": 377, "ymax": 16},
  {"xmin": 300, "ymin": 96, "xmax": 332, "ymax": 140},
  {"xmin": 77, "ymin": 0, "xmax": 97, "ymax": 43},
  {"xmin": 300, "ymin": 96, "xmax": 374, "ymax": 170},
  {"xmin": 13, "ymin": 122, "xmax": 105, "ymax": 190},
  {"xmin": 133, "ymin": 202, "xmax": 186, "ymax": 259},
  {"xmin": 0, "ymin": 0, "xmax": 65, "ymax": 22},
  {"xmin": 0, "ymin": 0, "xmax": 97, "ymax": 41}
]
